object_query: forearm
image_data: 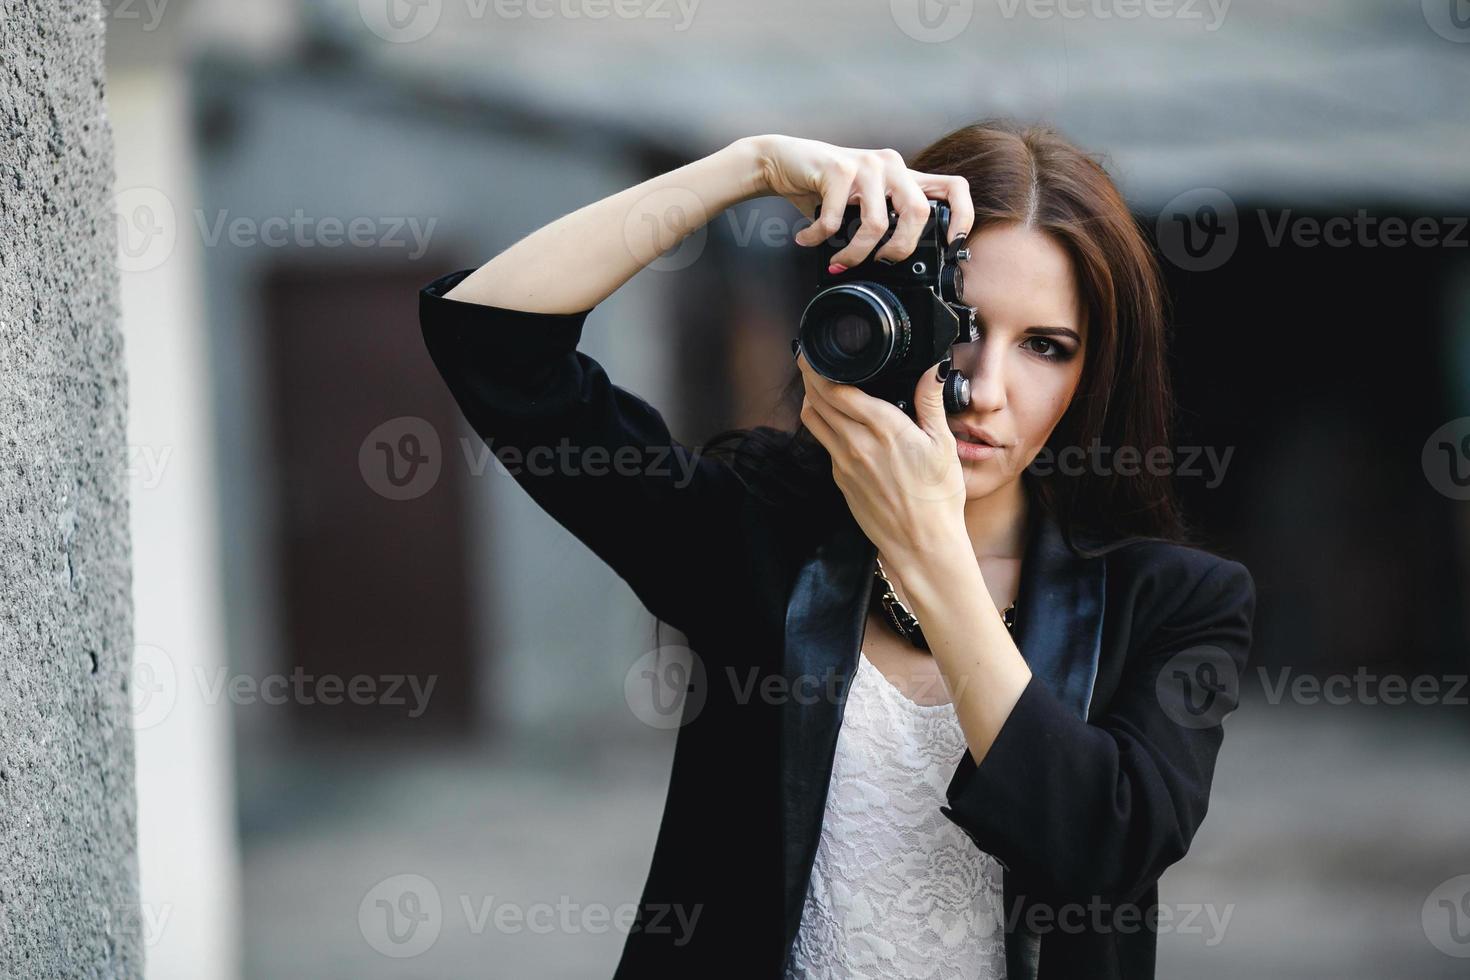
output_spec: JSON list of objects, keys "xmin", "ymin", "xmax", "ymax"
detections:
[
  {"xmin": 939, "ymin": 559, "xmax": 1256, "ymax": 902},
  {"xmin": 445, "ymin": 135, "xmax": 773, "ymax": 313},
  {"xmin": 889, "ymin": 537, "xmax": 1032, "ymax": 766}
]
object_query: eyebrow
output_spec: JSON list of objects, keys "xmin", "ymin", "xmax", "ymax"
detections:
[
  {"xmin": 1024, "ymin": 325, "xmax": 1083, "ymax": 343},
  {"xmin": 974, "ymin": 312, "xmax": 1083, "ymax": 344}
]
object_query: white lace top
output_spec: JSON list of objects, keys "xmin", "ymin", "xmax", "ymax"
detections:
[{"xmin": 784, "ymin": 649, "xmax": 1008, "ymax": 980}]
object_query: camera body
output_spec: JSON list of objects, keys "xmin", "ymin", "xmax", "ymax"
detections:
[{"xmin": 796, "ymin": 198, "xmax": 979, "ymax": 416}]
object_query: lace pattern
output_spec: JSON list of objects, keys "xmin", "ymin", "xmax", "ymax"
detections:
[{"xmin": 784, "ymin": 651, "xmax": 1007, "ymax": 980}]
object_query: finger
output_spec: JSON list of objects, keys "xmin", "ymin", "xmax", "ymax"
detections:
[
  {"xmin": 794, "ymin": 161, "xmax": 857, "ymax": 247},
  {"xmin": 804, "ymin": 387, "xmax": 881, "ymax": 463},
  {"xmin": 794, "ymin": 349, "xmax": 843, "ymax": 406},
  {"xmin": 795, "ymin": 352, "xmax": 849, "ymax": 425},
  {"xmin": 874, "ymin": 175, "xmax": 931, "ymax": 264},
  {"xmin": 798, "ymin": 352, "xmax": 906, "ymax": 432},
  {"xmin": 829, "ymin": 163, "xmax": 890, "ymax": 269},
  {"xmin": 913, "ymin": 172, "xmax": 974, "ymax": 243},
  {"xmin": 913, "ymin": 362, "xmax": 953, "ymax": 441},
  {"xmin": 799, "ymin": 395, "xmax": 840, "ymax": 457},
  {"xmin": 816, "ymin": 375, "xmax": 910, "ymax": 433}
]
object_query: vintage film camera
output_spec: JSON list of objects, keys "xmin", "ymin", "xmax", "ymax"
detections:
[{"xmin": 795, "ymin": 197, "xmax": 978, "ymax": 416}]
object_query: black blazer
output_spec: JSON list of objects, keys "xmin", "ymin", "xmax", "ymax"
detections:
[{"xmin": 419, "ymin": 269, "xmax": 1257, "ymax": 980}]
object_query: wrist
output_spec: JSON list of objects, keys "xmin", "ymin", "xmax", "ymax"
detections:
[
  {"xmin": 721, "ymin": 134, "xmax": 775, "ymax": 203},
  {"xmin": 883, "ymin": 527, "xmax": 980, "ymax": 604}
]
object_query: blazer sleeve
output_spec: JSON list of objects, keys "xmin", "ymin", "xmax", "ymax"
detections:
[
  {"xmin": 940, "ymin": 556, "xmax": 1257, "ymax": 907},
  {"xmin": 417, "ymin": 269, "xmax": 751, "ymax": 638}
]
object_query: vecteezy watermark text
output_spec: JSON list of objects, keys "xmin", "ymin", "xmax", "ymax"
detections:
[
  {"xmin": 358, "ymin": 0, "xmax": 701, "ymax": 44},
  {"xmin": 100, "ymin": 0, "xmax": 170, "ymax": 30},
  {"xmin": 359, "ymin": 416, "xmax": 710, "ymax": 501},
  {"xmin": 1026, "ymin": 440, "xmax": 1236, "ymax": 489},
  {"xmin": 130, "ymin": 644, "xmax": 438, "ymax": 729},
  {"xmin": 113, "ymin": 187, "xmax": 440, "ymax": 273},
  {"xmin": 463, "ymin": 436, "xmax": 703, "ymax": 488},
  {"xmin": 1156, "ymin": 189, "xmax": 1469, "ymax": 272},
  {"xmin": 195, "ymin": 209, "xmax": 437, "ymax": 259},
  {"xmin": 995, "ymin": 0, "xmax": 1231, "ymax": 31},
  {"xmin": 1257, "ymin": 667, "xmax": 1470, "ymax": 707},
  {"xmin": 357, "ymin": 874, "xmax": 702, "ymax": 958}
]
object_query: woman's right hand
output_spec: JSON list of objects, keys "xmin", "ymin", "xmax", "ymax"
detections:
[{"xmin": 750, "ymin": 134, "xmax": 975, "ymax": 270}]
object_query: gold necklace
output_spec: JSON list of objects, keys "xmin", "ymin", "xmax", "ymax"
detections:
[{"xmin": 871, "ymin": 555, "xmax": 1016, "ymax": 652}]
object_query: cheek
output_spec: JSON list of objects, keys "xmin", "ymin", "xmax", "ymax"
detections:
[{"xmin": 1011, "ymin": 366, "xmax": 1082, "ymax": 452}]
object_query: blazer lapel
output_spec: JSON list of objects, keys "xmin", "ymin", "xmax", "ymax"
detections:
[
  {"xmin": 777, "ymin": 500, "xmax": 1109, "ymax": 978},
  {"xmin": 778, "ymin": 505, "xmax": 875, "ymax": 955},
  {"xmin": 1009, "ymin": 504, "xmax": 1108, "ymax": 722}
]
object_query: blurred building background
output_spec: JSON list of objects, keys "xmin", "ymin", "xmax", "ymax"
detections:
[{"xmin": 102, "ymin": 0, "xmax": 1470, "ymax": 977}]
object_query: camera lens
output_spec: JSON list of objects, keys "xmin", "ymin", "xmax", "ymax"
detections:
[
  {"xmin": 830, "ymin": 314, "xmax": 872, "ymax": 356},
  {"xmin": 798, "ymin": 282, "xmax": 910, "ymax": 383}
]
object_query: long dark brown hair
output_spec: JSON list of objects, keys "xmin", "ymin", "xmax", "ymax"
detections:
[{"xmin": 703, "ymin": 118, "xmax": 1195, "ymax": 553}]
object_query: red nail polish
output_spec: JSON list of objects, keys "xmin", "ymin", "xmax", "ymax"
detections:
[{"xmin": 827, "ymin": 263, "xmax": 847, "ymax": 275}]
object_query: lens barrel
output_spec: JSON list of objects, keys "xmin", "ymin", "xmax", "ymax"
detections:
[{"xmin": 797, "ymin": 282, "xmax": 911, "ymax": 384}]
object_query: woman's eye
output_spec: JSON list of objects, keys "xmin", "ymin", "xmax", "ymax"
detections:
[{"xmin": 1023, "ymin": 337, "xmax": 1068, "ymax": 360}]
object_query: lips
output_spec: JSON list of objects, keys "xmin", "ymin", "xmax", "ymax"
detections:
[{"xmin": 951, "ymin": 427, "xmax": 1005, "ymax": 448}]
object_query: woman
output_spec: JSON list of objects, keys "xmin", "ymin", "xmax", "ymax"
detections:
[{"xmin": 418, "ymin": 123, "xmax": 1256, "ymax": 980}]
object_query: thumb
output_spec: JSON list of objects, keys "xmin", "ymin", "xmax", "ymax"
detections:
[{"xmin": 914, "ymin": 358, "xmax": 951, "ymax": 438}]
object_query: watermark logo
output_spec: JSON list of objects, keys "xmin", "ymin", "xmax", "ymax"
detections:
[
  {"xmin": 890, "ymin": 0, "xmax": 974, "ymax": 43},
  {"xmin": 897, "ymin": 424, "xmax": 968, "ymax": 503},
  {"xmin": 623, "ymin": 186, "xmax": 710, "ymax": 272},
  {"xmin": 1155, "ymin": 645, "xmax": 1239, "ymax": 729},
  {"xmin": 360, "ymin": 416, "xmax": 443, "ymax": 501},
  {"xmin": 624, "ymin": 645, "xmax": 707, "ymax": 729},
  {"xmin": 360, "ymin": 0, "xmax": 444, "ymax": 42},
  {"xmin": 1155, "ymin": 188, "xmax": 1238, "ymax": 272},
  {"xmin": 115, "ymin": 187, "xmax": 177, "ymax": 273},
  {"xmin": 1423, "ymin": 874, "xmax": 1470, "ymax": 957},
  {"xmin": 1423, "ymin": 0, "xmax": 1470, "ymax": 42},
  {"xmin": 359, "ymin": 874, "xmax": 444, "ymax": 957},
  {"xmin": 130, "ymin": 643, "xmax": 179, "ymax": 731},
  {"xmin": 1422, "ymin": 418, "xmax": 1470, "ymax": 500}
]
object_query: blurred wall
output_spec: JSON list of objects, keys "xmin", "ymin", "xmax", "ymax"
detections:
[
  {"xmin": 187, "ymin": 56, "xmax": 688, "ymax": 743},
  {"xmin": 107, "ymin": 1, "xmax": 244, "ymax": 976},
  {"xmin": 0, "ymin": 1, "xmax": 141, "ymax": 976},
  {"xmin": 111, "ymin": 70, "xmax": 243, "ymax": 979}
]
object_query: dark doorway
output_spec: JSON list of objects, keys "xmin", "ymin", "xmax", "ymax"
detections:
[
  {"xmin": 1158, "ymin": 203, "xmax": 1470, "ymax": 679},
  {"xmin": 259, "ymin": 262, "xmax": 478, "ymax": 735}
]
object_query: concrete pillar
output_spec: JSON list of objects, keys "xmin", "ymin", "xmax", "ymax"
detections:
[{"xmin": 0, "ymin": 1, "xmax": 143, "ymax": 976}]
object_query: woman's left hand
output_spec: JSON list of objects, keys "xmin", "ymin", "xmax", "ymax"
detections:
[{"xmin": 796, "ymin": 352, "xmax": 968, "ymax": 566}]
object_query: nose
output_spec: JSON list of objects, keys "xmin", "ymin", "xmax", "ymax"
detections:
[{"xmin": 952, "ymin": 339, "xmax": 1005, "ymax": 414}]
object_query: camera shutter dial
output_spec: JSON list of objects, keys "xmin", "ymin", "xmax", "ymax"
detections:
[{"xmin": 942, "ymin": 370, "xmax": 971, "ymax": 414}]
